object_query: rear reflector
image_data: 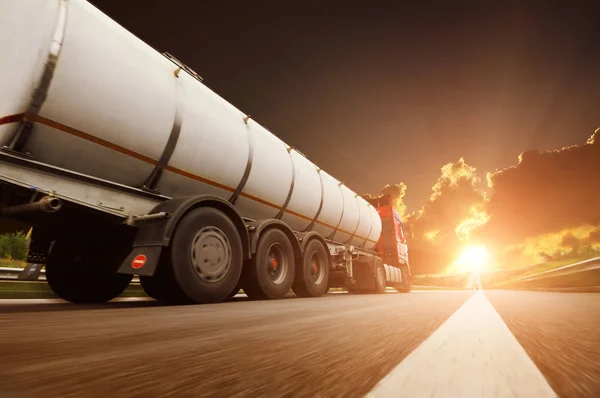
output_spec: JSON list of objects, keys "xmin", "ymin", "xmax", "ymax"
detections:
[{"xmin": 132, "ymin": 254, "xmax": 147, "ymax": 269}]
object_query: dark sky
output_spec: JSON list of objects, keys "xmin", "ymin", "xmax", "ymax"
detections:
[{"xmin": 89, "ymin": 0, "xmax": 600, "ymax": 211}]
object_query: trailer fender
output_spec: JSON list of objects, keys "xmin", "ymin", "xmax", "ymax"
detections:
[
  {"xmin": 118, "ymin": 194, "xmax": 250, "ymax": 276},
  {"xmin": 247, "ymin": 219, "xmax": 302, "ymax": 262}
]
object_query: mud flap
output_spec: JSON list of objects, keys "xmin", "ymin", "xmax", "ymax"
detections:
[{"xmin": 118, "ymin": 246, "xmax": 163, "ymax": 276}]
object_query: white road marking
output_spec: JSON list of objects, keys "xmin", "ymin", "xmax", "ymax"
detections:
[{"xmin": 367, "ymin": 291, "xmax": 557, "ymax": 397}]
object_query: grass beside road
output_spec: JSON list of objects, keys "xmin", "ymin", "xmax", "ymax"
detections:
[
  {"xmin": 0, "ymin": 281, "xmax": 57, "ymax": 299},
  {"xmin": 0, "ymin": 258, "xmax": 26, "ymax": 268}
]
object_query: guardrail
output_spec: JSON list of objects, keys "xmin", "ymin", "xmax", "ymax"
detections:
[
  {"xmin": 1, "ymin": 257, "xmax": 598, "ymax": 290},
  {"xmin": 491, "ymin": 257, "xmax": 600, "ymax": 290},
  {"xmin": 506, "ymin": 257, "xmax": 599, "ymax": 281},
  {"xmin": 0, "ymin": 266, "xmax": 44, "ymax": 280},
  {"xmin": 0, "ymin": 266, "xmax": 140, "ymax": 283}
]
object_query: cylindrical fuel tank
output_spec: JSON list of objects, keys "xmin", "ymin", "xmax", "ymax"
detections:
[{"xmin": 0, "ymin": 0, "xmax": 382, "ymax": 249}]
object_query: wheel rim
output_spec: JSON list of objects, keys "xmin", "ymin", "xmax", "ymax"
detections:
[
  {"xmin": 266, "ymin": 243, "xmax": 288, "ymax": 284},
  {"xmin": 190, "ymin": 226, "xmax": 232, "ymax": 283},
  {"xmin": 309, "ymin": 251, "xmax": 325, "ymax": 285}
]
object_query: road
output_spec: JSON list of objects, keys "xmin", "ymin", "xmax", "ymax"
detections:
[{"xmin": 0, "ymin": 290, "xmax": 599, "ymax": 397}]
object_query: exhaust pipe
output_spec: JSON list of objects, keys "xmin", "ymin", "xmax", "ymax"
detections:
[{"xmin": 2, "ymin": 196, "xmax": 63, "ymax": 216}]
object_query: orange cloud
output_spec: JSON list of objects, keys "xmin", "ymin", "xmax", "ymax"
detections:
[
  {"xmin": 498, "ymin": 225, "xmax": 600, "ymax": 268},
  {"xmin": 371, "ymin": 129, "xmax": 599, "ymax": 274},
  {"xmin": 480, "ymin": 130, "xmax": 600, "ymax": 248},
  {"xmin": 401, "ymin": 158, "xmax": 488, "ymax": 273},
  {"xmin": 380, "ymin": 183, "xmax": 408, "ymax": 218},
  {"xmin": 363, "ymin": 182, "xmax": 408, "ymax": 218}
]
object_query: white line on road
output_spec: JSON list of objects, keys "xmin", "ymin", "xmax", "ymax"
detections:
[{"xmin": 366, "ymin": 291, "xmax": 557, "ymax": 397}]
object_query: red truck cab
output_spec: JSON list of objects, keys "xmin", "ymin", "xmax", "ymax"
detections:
[{"xmin": 366, "ymin": 195, "xmax": 410, "ymax": 269}]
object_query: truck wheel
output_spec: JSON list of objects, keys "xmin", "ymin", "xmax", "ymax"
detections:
[
  {"xmin": 396, "ymin": 266, "xmax": 411, "ymax": 293},
  {"xmin": 292, "ymin": 239, "xmax": 329, "ymax": 297},
  {"xmin": 373, "ymin": 259, "xmax": 386, "ymax": 294},
  {"xmin": 226, "ymin": 287, "xmax": 241, "ymax": 300},
  {"xmin": 46, "ymin": 237, "xmax": 132, "ymax": 303},
  {"xmin": 242, "ymin": 228, "xmax": 295, "ymax": 300},
  {"xmin": 140, "ymin": 260, "xmax": 192, "ymax": 304},
  {"xmin": 169, "ymin": 207, "xmax": 243, "ymax": 304},
  {"xmin": 140, "ymin": 275, "xmax": 164, "ymax": 300}
]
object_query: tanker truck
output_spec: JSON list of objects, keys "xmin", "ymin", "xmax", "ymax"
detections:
[{"xmin": 0, "ymin": 0, "xmax": 411, "ymax": 304}]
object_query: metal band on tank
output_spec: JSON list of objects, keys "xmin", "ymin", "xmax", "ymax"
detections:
[
  {"xmin": 361, "ymin": 205, "xmax": 374, "ymax": 248},
  {"xmin": 345, "ymin": 194, "xmax": 362, "ymax": 244},
  {"xmin": 303, "ymin": 168, "xmax": 324, "ymax": 231},
  {"xmin": 275, "ymin": 146, "xmax": 296, "ymax": 219},
  {"xmin": 143, "ymin": 79, "xmax": 183, "ymax": 191},
  {"xmin": 230, "ymin": 119, "xmax": 254, "ymax": 205},
  {"xmin": 5, "ymin": 0, "xmax": 68, "ymax": 153},
  {"xmin": 327, "ymin": 182, "xmax": 346, "ymax": 240}
]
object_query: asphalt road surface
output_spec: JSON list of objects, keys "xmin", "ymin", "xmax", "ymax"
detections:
[{"xmin": 0, "ymin": 290, "xmax": 598, "ymax": 397}]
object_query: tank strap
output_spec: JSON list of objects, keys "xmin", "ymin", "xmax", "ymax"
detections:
[
  {"xmin": 345, "ymin": 195, "xmax": 362, "ymax": 244},
  {"xmin": 303, "ymin": 168, "xmax": 325, "ymax": 231},
  {"xmin": 327, "ymin": 182, "xmax": 346, "ymax": 240},
  {"xmin": 357, "ymin": 205, "xmax": 374, "ymax": 248},
  {"xmin": 5, "ymin": 0, "xmax": 68, "ymax": 153},
  {"xmin": 143, "ymin": 72, "xmax": 183, "ymax": 192},
  {"xmin": 275, "ymin": 146, "xmax": 296, "ymax": 219},
  {"xmin": 142, "ymin": 106, "xmax": 182, "ymax": 192},
  {"xmin": 230, "ymin": 117, "xmax": 255, "ymax": 204}
]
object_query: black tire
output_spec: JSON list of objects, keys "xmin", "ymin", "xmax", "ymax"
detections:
[
  {"xmin": 347, "ymin": 287, "xmax": 359, "ymax": 294},
  {"xmin": 225, "ymin": 287, "xmax": 241, "ymax": 300},
  {"xmin": 140, "ymin": 275, "xmax": 164, "ymax": 300},
  {"xmin": 46, "ymin": 237, "xmax": 132, "ymax": 304},
  {"xmin": 170, "ymin": 207, "xmax": 243, "ymax": 304},
  {"xmin": 373, "ymin": 259, "xmax": 386, "ymax": 294},
  {"xmin": 396, "ymin": 266, "xmax": 411, "ymax": 293},
  {"xmin": 292, "ymin": 239, "xmax": 329, "ymax": 298},
  {"xmin": 242, "ymin": 228, "xmax": 295, "ymax": 300},
  {"xmin": 149, "ymin": 256, "xmax": 194, "ymax": 305},
  {"xmin": 139, "ymin": 247, "xmax": 191, "ymax": 304}
]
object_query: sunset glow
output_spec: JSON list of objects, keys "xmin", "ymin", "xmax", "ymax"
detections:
[{"xmin": 452, "ymin": 245, "xmax": 490, "ymax": 272}]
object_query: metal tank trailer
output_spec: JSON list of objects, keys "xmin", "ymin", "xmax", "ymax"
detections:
[{"xmin": 0, "ymin": 0, "xmax": 411, "ymax": 304}]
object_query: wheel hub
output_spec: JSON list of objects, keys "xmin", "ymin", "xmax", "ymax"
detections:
[
  {"xmin": 191, "ymin": 226, "xmax": 232, "ymax": 283},
  {"xmin": 310, "ymin": 252, "xmax": 325, "ymax": 285},
  {"xmin": 267, "ymin": 243, "xmax": 287, "ymax": 284}
]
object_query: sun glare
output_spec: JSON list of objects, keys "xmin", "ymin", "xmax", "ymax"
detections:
[{"xmin": 454, "ymin": 245, "xmax": 490, "ymax": 272}]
